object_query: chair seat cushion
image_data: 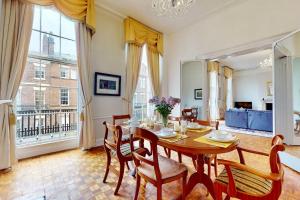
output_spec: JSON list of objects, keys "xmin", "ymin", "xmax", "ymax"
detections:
[
  {"xmin": 137, "ymin": 154, "xmax": 187, "ymax": 180},
  {"xmin": 215, "ymin": 167, "xmax": 272, "ymax": 195}
]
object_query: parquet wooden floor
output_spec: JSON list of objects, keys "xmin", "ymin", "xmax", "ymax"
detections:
[{"xmin": 0, "ymin": 134, "xmax": 299, "ymax": 200}]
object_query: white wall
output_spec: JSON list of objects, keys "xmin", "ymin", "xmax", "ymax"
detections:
[
  {"xmin": 91, "ymin": 6, "xmax": 126, "ymax": 144},
  {"xmin": 181, "ymin": 61, "xmax": 204, "ymax": 118},
  {"xmin": 181, "ymin": 61, "xmax": 203, "ymax": 108},
  {"xmin": 233, "ymin": 69, "xmax": 272, "ymax": 110},
  {"xmin": 165, "ymin": 0, "xmax": 300, "ymax": 115}
]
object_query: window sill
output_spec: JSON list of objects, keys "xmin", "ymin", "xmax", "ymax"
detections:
[{"xmin": 16, "ymin": 137, "xmax": 79, "ymax": 160}]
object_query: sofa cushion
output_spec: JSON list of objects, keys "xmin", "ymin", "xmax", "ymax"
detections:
[
  {"xmin": 225, "ymin": 110, "xmax": 248, "ymax": 129},
  {"xmin": 247, "ymin": 110, "xmax": 273, "ymax": 132}
]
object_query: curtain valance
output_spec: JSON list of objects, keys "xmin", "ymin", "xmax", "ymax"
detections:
[
  {"xmin": 23, "ymin": 0, "xmax": 96, "ymax": 33},
  {"xmin": 207, "ymin": 61, "xmax": 220, "ymax": 72},
  {"xmin": 124, "ymin": 17, "xmax": 163, "ymax": 55},
  {"xmin": 224, "ymin": 66, "xmax": 233, "ymax": 79}
]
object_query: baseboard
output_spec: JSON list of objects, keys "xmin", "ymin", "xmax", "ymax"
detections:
[{"xmin": 16, "ymin": 138, "xmax": 79, "ymax": 160}]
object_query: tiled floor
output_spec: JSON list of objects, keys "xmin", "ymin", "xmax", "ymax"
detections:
[{"xmin": 0, "ymin": 133, "xmax": 300, "ymax": 200}]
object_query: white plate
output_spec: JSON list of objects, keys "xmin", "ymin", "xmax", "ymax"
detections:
[
  {"xmin": 207, "ymin": 134, "xmax": 237, "ymax": 143},
  {"xmin": 156, "ymin": 129, "xmax": 177, "ymax": 138},
  {"xmin": 157, "ymin": 132, "xmax": 177, "ymax": 139},
  {"xmin": 187, "ymin": 125, "xmax": 205, "ymax": 130}
]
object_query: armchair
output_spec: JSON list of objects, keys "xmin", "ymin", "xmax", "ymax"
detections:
[{"xmin": 214, "ymin": 135, "xmax": 285, "ymax": 200}]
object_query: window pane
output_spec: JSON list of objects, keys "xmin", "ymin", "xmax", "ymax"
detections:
[
  {"xmin": 60, "ymin": 88, "xmax": 69, "ymax": 105},
  {"xmin": 61, "ymin": 39, "xmax": 76, "ymax": 61},
  {"xmin": 16, "ymin": 5, "xmax": 78, "ymax": 146},
  {"xmin": 61, "ymin": 15, "xmax": 75, "ymax": 40},
  {"xmin": 29, "ymin": 30, "xmax": 40, "ymax": 55},
  {"xmin": 60, "ymin": 65, "xmax": 69, "ymax": 79},
  {"xmin": 41, "ymin": 33, "xmax": 60, "ymax": 58},
  {"xmin": 41, "ymin": 7, "xmax": 60, "ymax": 35},
  {"xmin": 32, "ymin": 6, "xmax": 40, "ymax": 30}
]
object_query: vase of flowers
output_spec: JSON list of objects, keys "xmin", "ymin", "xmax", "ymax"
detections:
[{"xmin": 149, "ymin": 96, "xmax": 181, "ymax": 127}]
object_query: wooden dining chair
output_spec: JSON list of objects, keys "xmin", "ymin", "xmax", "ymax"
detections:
[
  {"xmin": 102, "ymin": 121, "xmax": 148, "ymax": 195},
  {"xmin": 112, "ymin": 115, "xmax": 133, "ymax": 170},
  {"xmin": 182, "ymin": 108, "xmax": 198, "ymax": 121},
  {"xmin": 112, "ymin": 114, "xmax": 131, "ymax": 125},
  {"xmin": 130, "ymin": 127, "xmax": 188, "ymax": 200},
  {"xmin": 112, "ymin": 114, "xmax": 131, "ymax": 143},
  {"xmin": 214, "ymin": 135, "xmax": 285, "ymax": 200}
]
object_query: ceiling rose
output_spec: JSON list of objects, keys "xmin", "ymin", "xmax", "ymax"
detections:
[{"xmin": 152, "ymin": 0, "xmax": 195, "ymax": 16}]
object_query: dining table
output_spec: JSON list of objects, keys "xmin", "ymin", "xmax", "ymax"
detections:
[{"xmin": 122, "ymin": 123, "xmax": 239, "ymax": 199}]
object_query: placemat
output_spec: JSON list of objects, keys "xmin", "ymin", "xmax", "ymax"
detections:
[
  {"xmin": 188, "ymin": 127, "xmax": 212, "ymax": 133},
  {"xmin": 194, "ymin": 135, "xmax": 235, "ymax": 148},
  {"xmin": 159, "ymin": 134, "xmax": 189, "ymax": 143}
]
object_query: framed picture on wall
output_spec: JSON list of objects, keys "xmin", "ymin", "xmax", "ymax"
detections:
[
  {"xmin": 94, "ymin": 72, "xmax": 121, "ymax": 96},
  {"xmin": 194, "ymin": 88, "xmax": 203, "ymax": 100}
]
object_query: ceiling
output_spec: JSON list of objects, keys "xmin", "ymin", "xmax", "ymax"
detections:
[
  {"xmin": 219, "ymin": 49, "xmax": 272, "ymax": 71},
  {"xmin": 95, "ymin": 0, "xmax": 244, "ymax": 34}
]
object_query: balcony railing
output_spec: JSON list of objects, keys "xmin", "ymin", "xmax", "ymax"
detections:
[{"xmin": 16, "ymin": 106, "xmax": 78, "ymax": 145}]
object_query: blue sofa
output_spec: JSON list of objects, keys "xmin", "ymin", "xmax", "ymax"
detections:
[{"xmin": 225, "ymin": 109, "xmax": 273, "ymax": 132}]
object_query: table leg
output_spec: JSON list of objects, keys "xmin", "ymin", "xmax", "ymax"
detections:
[{"xmin": 185, "ymin": 154, "xmax": 216, "ymax": 199}]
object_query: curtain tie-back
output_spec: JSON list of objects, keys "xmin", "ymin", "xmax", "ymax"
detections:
[
  {"xmin": 80, "ymin": 96, "xmax": 92, "ymax": 121},
  {"xmin": 1, "ymin": 102, "xmax": 16, "ymax": 125},
  {"xmin": 9, "ymin": 113, "xmax": 16, "ymax": 125}
]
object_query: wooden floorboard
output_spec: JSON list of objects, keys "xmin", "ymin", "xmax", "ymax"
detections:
[{"xmin": 0, "ymin": 133, "xmax": 299, "ymax": 200}]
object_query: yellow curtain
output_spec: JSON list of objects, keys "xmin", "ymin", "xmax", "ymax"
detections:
[
  {"xmin": 23, "ymin": 0, "xmax": 96, "ymax": 33},
  {"xmin": 207, "ymin": 61, "xmax": 220, "ymax": 72},
  {"xmin": 147, "ymin": 47, "xmax": 160, "ymax": 96},
  {"xmin": 124, "ymin": 43, "xmax": 143, "ymax": 114},
  {"xmin": 224, "ymin": 66, "xmax": 233, "ymax": 79},
  {"xmin": 124, "ymin": 17, "xmax": 163, "ymax": 55}
]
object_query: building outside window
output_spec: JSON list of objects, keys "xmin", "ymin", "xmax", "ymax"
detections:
[
  {"xmin": 132, "ymin": 45, "xmax": 154, "ymax": 120},
  {"xmin": 16, "ymin": 6, "xmax": 78, "ymax": 145}
]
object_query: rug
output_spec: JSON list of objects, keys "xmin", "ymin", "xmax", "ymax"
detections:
[
  {"xmin": 218, "ymin": 121, "xmax": 273, "ymax": 138},
  {"xmin": 280, "ymin": 152, "xmax": 300, "ymax": 173}
]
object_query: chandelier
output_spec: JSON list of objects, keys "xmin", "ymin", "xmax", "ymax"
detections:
[
  {"xmin": 152, "ymin": 0, "xmax": 195, "ymax": 16},
  {"xmin": 259, "ymin": 55, "xmax": 273, "ymax": 68}
]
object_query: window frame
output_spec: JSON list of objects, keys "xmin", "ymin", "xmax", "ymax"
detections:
[
  {"xmin": 60, "ymin": 66, "xmax": 69, "ymax": 79},
  {"xmin": 34, "ymin": 90, "xmax": 45, "ymax": 107},
  {"xmin": 60, "ymin": 88, "xmax": 70, "ymax": 106},
  {"xmin": 34, "ymin": 65, "xmax": 45, "ymax": 80}
]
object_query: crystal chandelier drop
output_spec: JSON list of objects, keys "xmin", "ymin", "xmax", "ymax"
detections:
[
  {"xmin": 152, "ymin": 0, "xmax": 195, "ymax": 16},
  {"xmin": 259, "ymin": 54, "xmax": 273, "ymax": 68}
]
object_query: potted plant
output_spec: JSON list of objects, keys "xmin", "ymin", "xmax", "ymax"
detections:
[{"xmin": 149, "ymin": 96, "xmax": 181, "ymax": 127}]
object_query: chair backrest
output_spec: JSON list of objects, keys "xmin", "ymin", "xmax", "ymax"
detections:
[
  {"xmin": 182, "ymin": 108, "xmax": 198, "ymax": 121},
  {"xmin": 269, "ymin": 135, "xmax": 285, "ymax": 174},
  {"xmin": 168, "ymin": 116, "xmax": 181, "ymax": 123},
  {"xmin": 195, "ymin": 119, "xmax": 219, "ymax": 130},
  {"xmin": 131, "ymin": 128, "xmax": 162, "ymax": 181},
  {"xmin": 103, "ymin": 121, "xmax": 124, "ymax": 157},
  {"xmin": 112, "ymin": 114, "xmax": 131, "ymax": 125}
]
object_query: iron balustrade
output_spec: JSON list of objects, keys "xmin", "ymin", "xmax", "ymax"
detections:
[{"xmin": 16, "ymin": 107, "xmax": 78, "ymax": 142}]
